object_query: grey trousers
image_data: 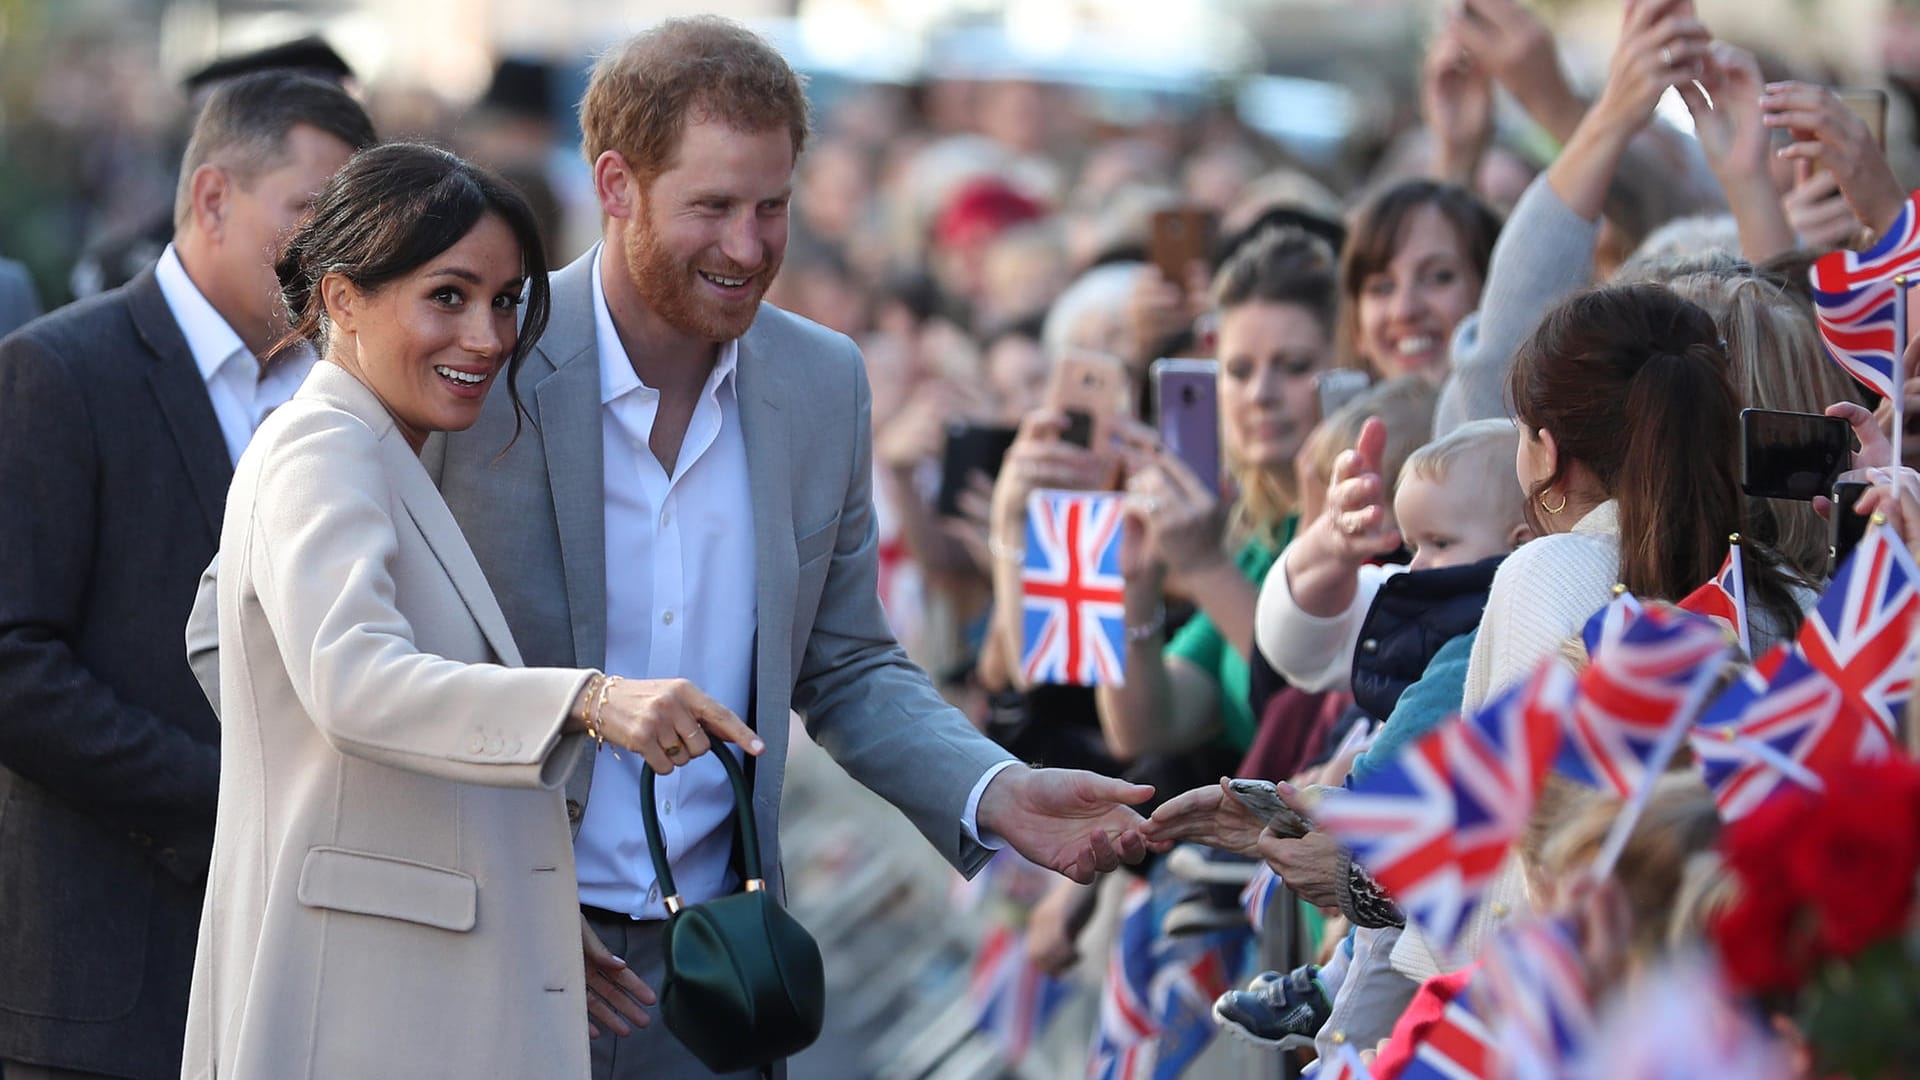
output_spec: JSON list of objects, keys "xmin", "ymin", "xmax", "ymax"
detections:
[{"xmin": 584, "ymin": 911, "xmax": 774, "ymax": 1080}]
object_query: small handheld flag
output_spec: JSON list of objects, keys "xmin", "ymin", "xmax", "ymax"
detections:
[{"xmin": 1020, "ymin": 490, "xmax": 1128, "ymax": 686}]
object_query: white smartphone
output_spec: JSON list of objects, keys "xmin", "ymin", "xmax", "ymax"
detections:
[{"xmin": 1227, "ymin": 779, "xmax": 1314, "ymax": 839}]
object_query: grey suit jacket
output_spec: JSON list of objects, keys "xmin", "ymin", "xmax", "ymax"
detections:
[{"xmin": 429, "ymin": 251, "xmax": 1015, "ymax": 895}]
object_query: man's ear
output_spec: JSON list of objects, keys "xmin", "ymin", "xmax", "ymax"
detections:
[
  {"xmin": 187, "ymin": 165, "xmax": 231, "ymax": 238},
  {"xmin": 593, "ymin": 151, "xmax": 641, "ymax": 220},
  {"xmin": 318, "ymin": 272, "xmax": 359, "ymax": 336}
]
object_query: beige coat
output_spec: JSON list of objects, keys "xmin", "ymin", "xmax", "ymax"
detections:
[{"xmin": 181, "ymin": 362, "xmax": 594, "ymax": 1079}]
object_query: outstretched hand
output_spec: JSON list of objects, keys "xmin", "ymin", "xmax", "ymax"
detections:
[
  {"xmin": 976, "ymin": 765, "xmax": 1154, "ymax": 884},
  {"xmin": 1142, "ymin": 778, "xmax": 1265, "ymax": 857}
]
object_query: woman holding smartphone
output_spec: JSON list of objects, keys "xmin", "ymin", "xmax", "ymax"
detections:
[{"xmin": 183, "ymin": 144, "xmax": 762, "ymax": 1079}]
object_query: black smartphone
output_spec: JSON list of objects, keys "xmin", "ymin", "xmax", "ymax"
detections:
[
  {"xmin": 1831, "ymin": 480, "xmax": 1872, "ymax": 571},
  {"xmin": 1151, "ymin": 359, "xmax": 1221, "ymax": 497},
  {"xmin": 936, "ymin": 423, "xmax": 1018, "ymax": 517},
  {"xmin": 1740, "ymin": 408, "xmax": 1851, "ymax": 501},
  {"xmin": 1315, "ymin": 369, "xmax": 1371, "ymax": 420}
]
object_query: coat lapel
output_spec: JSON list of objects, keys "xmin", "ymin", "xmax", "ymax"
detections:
[
  {"xmin": 734, "ymin": 323, "xmax": 795, "ymax": 888},
  {"xmin": 305, "ymin": 363, "xmax": 528, "ymax": 666},
  {"xmin": 127, "ymin": 268, "xmax": 230, "ymax": 542}
]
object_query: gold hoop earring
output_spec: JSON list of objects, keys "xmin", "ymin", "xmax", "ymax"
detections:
[{"xmin": 1539, "ymin": 491, "xmax": 1568, "ymax": 515}]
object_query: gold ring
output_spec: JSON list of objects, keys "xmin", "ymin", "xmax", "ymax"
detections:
[{"xmin": 661, "ymin": 742, "xmax": 685, "ymax": 756}]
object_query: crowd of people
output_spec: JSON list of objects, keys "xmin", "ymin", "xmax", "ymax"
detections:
[{"xmin": 3, "ymin": 0, "xmax": 1920, "ymax": 1078}]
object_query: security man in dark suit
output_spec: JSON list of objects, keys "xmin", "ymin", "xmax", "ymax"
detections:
[{"xmin": 0, "ymin": 72, "xmax": 374, "ymax": 1080}]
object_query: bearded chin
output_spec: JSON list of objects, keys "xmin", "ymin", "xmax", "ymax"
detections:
[{"xmin": 625, "ymin": 222, "xmax": 776, "ymax": 343}]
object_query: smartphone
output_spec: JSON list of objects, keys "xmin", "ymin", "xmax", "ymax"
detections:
[
  {"xmin": 1048, "ymin": 351, "xmax": 1130, "ymax": 451},
  {"xmin": 1831, "ymin": 479, "xmax": 1873, "ymax": 571},
  {"xmin": 1226, "ymin": 779, "xmax": 1314, "ymax": 840},
  {"xmin": 936, "ymin": 423, "xmax": 1018, "ymax": 517},
  {"xmin": 1151, "ymin": 359, "xmax": 1221, "ymax": 497},
  {"xmin": 1148, "ymin": 207, "xmax": 1218, "ymax": 288},
  {"xmin": 1315, "ymin": 369, "xmax": 1371, "ymax": 420},
  {"xmin": 1740, "ymin": 408, "xmax": 1851, "ymax": 501},
  {"xmin": 1839, "ymin": 89, "xmax": 1889, "ymax": 152}
]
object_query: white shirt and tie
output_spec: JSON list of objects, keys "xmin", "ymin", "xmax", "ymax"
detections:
[
  {"xmin": 574, "ymin": 248, "xmax": 1010, "ymax": 919},
  {"xmin": 152, "ymin": 245, "xmax": 315, "ymax": 464}
]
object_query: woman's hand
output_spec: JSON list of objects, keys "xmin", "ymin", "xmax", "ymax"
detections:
[
  {"xmin": 1123, "ymin": 447, "xmax": 1229, "ymax": 591},
  {"xmin": 1680, "ymin": 44, "xmax": 1771, "ymax": 181},
  {"xmin": 1450, "ymin": 0, "xmax": 1580, "ymax": 139},
  {"xmin": 1142, "ymin": 778, "xmax": 1267, "ymax": 856},
  {"xmin": 1253, "ymin": 826, "xmax": 1345, "ymax": 908},
  {"xmin": 989, "ymin": 409, "xmax": 1112, "ymax": 538},
  {"xmin": 1422, "ymin": 28, "xmax": 1495, "ymax": 186},
  {"xmin": 1783, "ymin": 168, "xmax": 1866, "ymax": 251},
  {"xmin": 1762, "ymin": 82, "xmax": 1905, "ymax": 239},
  {"xmin": 586, "ymin": 677, "xmax": 765, "ymax": 776},
  {"xmin": 582, "ymin": 914, "xmax": 656, "ymax": 1039},
  {"xmin": 1588, "ymin": 0, "xmax": 1710, "ymax": 136}
]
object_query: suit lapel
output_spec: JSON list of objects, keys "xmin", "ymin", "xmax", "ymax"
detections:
[
  {"xmin": 128, "ymin": 269, "xmax": 230, "ymax": 542},
  {"xmin": 735, "ymin": 324, "xmax": 795, "ymax": 884},
  {"xmin": 531, "ymin": 263, "xmax": 608, "ymax": 670}
]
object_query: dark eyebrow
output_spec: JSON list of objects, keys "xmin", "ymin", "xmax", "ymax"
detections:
[{"xmin": 426, "ymin": 267, "xmax": 483, "ymax": 284}]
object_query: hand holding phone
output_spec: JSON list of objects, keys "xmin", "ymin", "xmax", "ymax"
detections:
[
  {"xmin": 1831, "ymin": 479, "xmax": 1873, "ymax": 571},
  {"xmin": 1151, "ymin": 359, "xmax": 1221, "ymax": 498},
  {"xmin": 1047, "ymin": 351, "xmax": 1130, "ymax": 453},
  {"xmin": 936, "ymin": 423, "xmax": 1018, "ymax": 517},
  {"xmin": 1148, "ymin": 208, "xmax": 1217, "ymax": 290}
]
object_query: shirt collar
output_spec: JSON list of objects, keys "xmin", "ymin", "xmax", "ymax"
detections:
[
  {"xmin": 152, "ymin": 244, "xmax": 252, "ymax": 384},
  {"xmin": 590, "ymin": 244, "xmax": 739, "ymax": 407}
]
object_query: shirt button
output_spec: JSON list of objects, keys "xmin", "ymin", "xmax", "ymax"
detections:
[
  {"xmin": 662, "ymin": 610, "xmax": 674, "ymax": 626},
  {"xmin": 661, "ymin": 509, "xmax": 671, "ymax": 527},
  {"xmin": 663, "ymin": 801, "xmax": 672, "ymax": 815}
]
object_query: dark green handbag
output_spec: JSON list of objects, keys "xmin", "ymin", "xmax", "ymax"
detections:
[{"xmin": 640, "ymin": 747, "xmax": 825, "ymax": 1073}]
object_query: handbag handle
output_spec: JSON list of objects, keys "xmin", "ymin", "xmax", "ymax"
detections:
[{"xmin": 640, "ymin": 746, "xmax": 763, "ymax": 915}]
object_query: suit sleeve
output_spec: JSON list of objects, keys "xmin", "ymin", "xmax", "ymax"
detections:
[
  {"xmin": 0, "ymin": 333, "xmax": 218, "ymax": 883},
  {"xmin": 791, "ymin": 336, "xmax": 1014, "ymax": 877},
  {"xmin": 243, "ymin": 405, "xmax": 591, "ymax": 789}
]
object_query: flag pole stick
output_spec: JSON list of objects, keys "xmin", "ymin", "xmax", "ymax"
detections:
[
  {"xmin": 1895, "ymin": 275, "xmax": 1909, "ymax": 513},
  {"xmin": 1590, "ymin": 649, "xmax": 1730, "ymax": 881},
  {"xmin": 1729, "ymin": 533, "xmax": 1750, "ymax": 657}
]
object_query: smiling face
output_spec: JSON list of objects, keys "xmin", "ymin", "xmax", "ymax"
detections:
[
  {"xmin": 324, "ymin": 212, "xmax": 526, "ymax": 451},
  {"xmin": 621, "ymin": 117, "xmax": 794, "ymax": 343},
  {"xmin": 1354, "ymin": 203, "xmax": 1483, "ymax": 380},
  {"xmin": 1217, "ymin": 299, "xmax": 1331, "ymax": 473},
  {"xmin": 1395, "ymin": 470, "xmax": 1523, "ymax": 572}
]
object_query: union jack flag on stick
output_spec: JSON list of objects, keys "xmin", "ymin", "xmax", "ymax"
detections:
[
  {"xmin": 1395, "ymin": 990, "xmax": 1501, "ymax": 1080},
  {"xmin": 1810, "ymin": 191, "xmax": 1920, "ymax": 401},
  {"xmin": 1679, "ymin": 536, "xmax": 1749, "ymax": 657},
  {"xmin": 1689, "ymin": 646, "xmax": 1855, "ymax": 822},
  {"xmin": 1796, "ymin": 520, "xmax": 1920, "ymax": 742},
  {"xmin": 1478, "ymin": 919, "xmax": 1596, "ymax": 1080},
  {"xmin": 1021, "ymin": 490, "xmax": 1127, "ymax": 686}
]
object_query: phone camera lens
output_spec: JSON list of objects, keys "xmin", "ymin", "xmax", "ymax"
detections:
[{"xmin": 1180, "ymin": 386, "xmax": 1198, "ymax": 405}]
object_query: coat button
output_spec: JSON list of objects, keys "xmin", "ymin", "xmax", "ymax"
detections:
[
  {"xmin": 469, "ymin": 735, "xmax": 486, "ymax": 754},
  {"xmin": 486, "ymin": 737, "xmax": 503, "ymax": 755},
  {"xmin": 1361, "ymin": 639, "xmax": 1379, "ymax": 653},
  {"xmin": 566, "ymin": 800, "xmax": 583, "ymax": 823}
]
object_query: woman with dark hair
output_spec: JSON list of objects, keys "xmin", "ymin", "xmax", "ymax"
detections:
[
  {"xmin": 182, "ymin": 144, "xmax": 761, "ymax": 1079},
  {"xmin": 1338, "ymin": 178, "xmax": 1500, "ymax": 381}
]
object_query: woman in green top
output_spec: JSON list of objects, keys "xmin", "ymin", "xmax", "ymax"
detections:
[{"xmin": 1097, "ymin": 227, "xmax": 1341, "ymax": 759}]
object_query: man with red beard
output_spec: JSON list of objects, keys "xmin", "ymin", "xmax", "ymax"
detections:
[{"xmin": 430, "ymin": 18, "xmax": 1153, "ymax": 1078}]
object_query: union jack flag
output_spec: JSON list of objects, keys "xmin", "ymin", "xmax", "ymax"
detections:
[
  {"xmin": 968, "ymin": 924, "xmax": 1071, "ymax": 1065},
  {"xmin": 1478, "ymin": 919, "xmax": 1595, "ymax": 1080},
  {"xmin": 1089, "ymin": 881, "xmax": 1157, "ymax": 1080},
  {"xmin": 1240, "ymin": 864, "xmax": 1283, "ymax": 931},
  {"xmin": 1021, "ymin": 490, "xmax": 1127, "ymax": 686},
  {"xmin": 1087, "ymin": 877, "xmax": 1247, "ymax": 1080},
  {"xmin": 1690, "ymin": 646, "xmax": 1849, "ymax": 821},
  {"xmin": 1396, "ymin": 989, "xmax": 1501, "ymax": 1080},
  {"xmin": 1809, "ymin": 191, "xmax": 1920, "ymax": 399},
  {"xmin": 1557, "ymin": 602, "xmax": 1730, "ymax": 797},
  {"xmin": 1579, "ymin": 588, "xmax": 1642, "ymax": 657},
  {"xmin": 1797, "ymin": 523, "xmax": 1920, "ymax": 741},
  {"xmin": 1317, "ymin": 662, "xmax": 1572, "ymax": 959},
  {"xmin": 1679, "ymin": 542, "xmax": 1749, "ymax": 656}
]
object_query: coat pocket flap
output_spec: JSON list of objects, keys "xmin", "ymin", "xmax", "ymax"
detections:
[{"xmin": 296, "ymin": 846, "xmax": 477, "ymax": 932}]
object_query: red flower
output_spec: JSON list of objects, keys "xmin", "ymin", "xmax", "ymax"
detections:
[
  {"xmin": 1712, "ymin": 876, "xmax": 1815, "ymax": 993},
  {"xmin": 1789, "ymin": 761, "xmax": 1920, "ymax": 956}
]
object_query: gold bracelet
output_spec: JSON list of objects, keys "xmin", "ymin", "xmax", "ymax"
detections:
[{"xmin": 588, "ymin": 675, "xmax": 623, "ymax": 759}]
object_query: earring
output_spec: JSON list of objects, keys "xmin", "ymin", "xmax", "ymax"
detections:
[{"xmin": 1539, "ymin": 491, "xmax": 1568, "ymax": 515}]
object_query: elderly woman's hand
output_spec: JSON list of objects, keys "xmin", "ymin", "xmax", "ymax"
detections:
[
  {"xmin": 1142, "ymin": 778, "xmax": 1266, "ymax": 856},
  {"xmin": 1253, "ymin": 826, "xmax": 1346, "ymax": 908}
]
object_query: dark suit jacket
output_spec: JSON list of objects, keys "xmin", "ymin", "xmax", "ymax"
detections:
[{"xmin": 0, "ymin": 268, "xmax": 225, "ymax": 1077}]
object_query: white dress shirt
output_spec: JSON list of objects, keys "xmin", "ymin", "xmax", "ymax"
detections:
[
  {"xmin": 575, "ymin": 248, "xmax": 1010, "ymax": 919},
  {"xmin": 152, "ymin": 245, "xmax": 314, "ymax": 464}
]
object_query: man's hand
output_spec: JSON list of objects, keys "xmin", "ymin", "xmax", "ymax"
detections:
[
  {"xmin": 582, "ymin": 915, "xmax": 656, "ymax": 1039},
  {"xmin": 1253, "ymin": 827, "xmax": 1345, "ymax": 908},
  {"xmin": 1142, "ymin": 778, "xmax": 1265, "ymax": 857},
  {"xmin": 977, "ymin": 765, "xmax": 1154, "ymax": 884}
]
